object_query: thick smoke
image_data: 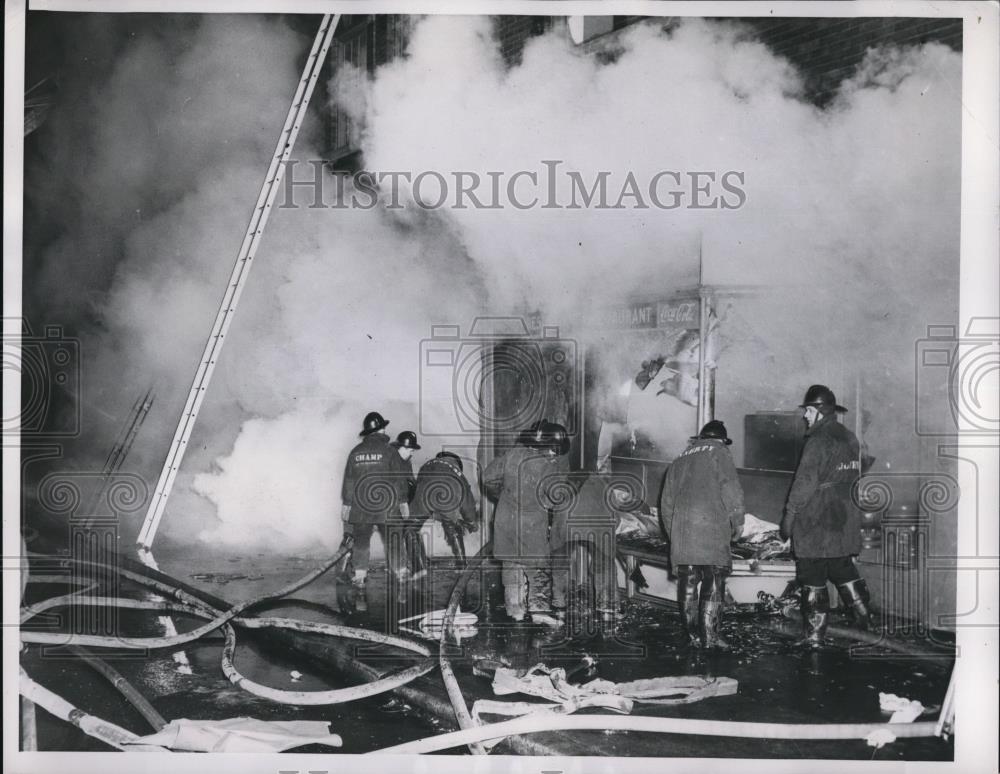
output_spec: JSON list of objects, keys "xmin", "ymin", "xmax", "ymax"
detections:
[
  {"xmin": 26, "ymin": 15, "xmax": 481, "ymax": 553},
  {"xmin": 346, "ymin": 16, "xmax": 960, "ymax": 480},
  {"xmin": 25, "ymin": 14, "xmax": 960, "ymax": 555}
]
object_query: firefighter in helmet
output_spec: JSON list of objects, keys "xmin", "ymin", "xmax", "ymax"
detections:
[
  {"xmin": 781, "ymin": 385, "xmax": 873, "ymax": 647},
  {"xmin": 483, "ymin": 420, "xmax": 571, "ymax": 627},
  {"xmin": 340, "ymin": 411, "xmax": 408, "ymax": 611},
  {"xmin": 411, "ymin": 451, "xmax": 479, "ymax": 565},
  {"xmin": 390, "ymin": 430, "xmax": 423, "ymax": 582},
  {"xmin": 659, "ymin": 420, "xmax": 745, "ymax": 650}
]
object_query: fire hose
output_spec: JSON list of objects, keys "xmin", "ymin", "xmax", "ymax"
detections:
[
  {"xmin": 438, "ymin": 540, "xmax": 492, "ymax": 756},
  {"xmin": 25, "ymin": 593, "xmax": 437, "ymax": 706},
  {"xmin": 368, "ymin": 714, "xmax": 943, "ymax": 755},
  {"xmin": 18, "ymin": 667, "xmax": 161, "ymax": 752},
  {"xmin": 68, "ymin": 647, "xmax": 168, "ymax": 732},
  {"xmin": 773, "ymin": 608, "xmax": 955, "ymax": 659},
  {"xmin": 20, "ymin": 541, "xmax": 354, "ymax": 648},
  {"xmin": 20, "ymin": 538, "xmax": 435, "ymax": 708},
  {"xmin": 21, "ymin": 547, "xmax": 953, "ymax": 753}
]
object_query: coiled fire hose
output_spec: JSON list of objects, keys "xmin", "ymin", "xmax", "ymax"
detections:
[
  {"xmin": 438, "ymin": 540, "xmax": 492, "ymax": 756},
  {"xmin": 20, "ymin": 540, "xmax": 354, "ymax": 648},
  {"xmin": 221, "ymin": 617, "xmax": 434, "ymax": 704},
  {"xmin": 20, "ymin": 538, "xmax": 436, "ymax": 707},
  {"xmin": 21, "ymin": 547, "xmax": 951, "ymax": 754},
  {"xmin": 27, "ymin": 594, "xmax": 436, "ymax": 706}
]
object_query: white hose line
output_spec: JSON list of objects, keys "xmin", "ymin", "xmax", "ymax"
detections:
[
  {"xmin": 220, "ymin": 621, "xmax": 436, "ymax": 705},
  {"xmin": 20, "ymin": 543, "xmax": 352, "ymax": 648},
  {"xmin": 18, "ymin": 668, "xmax": 161, "ymax": 753},
  {"xmin": 369, "ymin": 714, "xmax": 943, "ymax": 755},
  {"xmin": 438, "ymin": 543, "xmax": 491, "ymax": 755},
  {"xmin": 20, "ymin": 582, "xmax": 99, "ymax": 624},
  {"xmin": 27, "ymin": 574, "xmax": 88, "ymax": 583},
  {"xmin": 235, "ymin": 615, "xmax": 432, "ymax": 655},
  {"xmin": 25, "ymin": 597, "xmax": 436, "ymax": 656},
  {"xmin": 24, "ymin": 595, "xmax": 438, "ymax": 706},
  {"xmin": 26, "ymin": 550, "xmax": 220, "ymax": 615},
  {"xmin": 26, "ymin": 595, "xmax": 212, "ymax": 619},
  {"xmin": 23, "ymin": 542, "xmax": 446, "ymax": 706}
]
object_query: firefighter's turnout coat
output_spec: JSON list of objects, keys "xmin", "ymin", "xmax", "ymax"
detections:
[
  {"xmin": 659, "ymin": 437, "xmax": 745, "ymax": 568},
  {"xmin": 781, "ymin": 412, "xmax": 863, "ymax": 559}
]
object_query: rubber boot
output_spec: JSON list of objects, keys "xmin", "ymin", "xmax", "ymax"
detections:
[
  {"xmin": 503, "ymin": 564, "xmax": 527, "ymax": 622},
  {"xmin": 352, "ymin": 572, "xmax": 368, "ymax": 613},
  {"xmin": 531, "ymin": 611, "xmax": 563, "ymax": 629},
  {"xmin": 837, "ymin": 578, "xmax": 874, "ymax": 631},
  {"xmin": 700, "ymin": 599, "xmax": 730, "ymax": 651},
  {"xmin": 797, "ymin": 584, "xmax": 829, "ymax": 648},
  {"xmin": 675, "ymin": 567, "xmax": 701, "ymax": 648},
  {"xmin": 699, "ymin": 571, "xmax": 731, "ymax": 651}
]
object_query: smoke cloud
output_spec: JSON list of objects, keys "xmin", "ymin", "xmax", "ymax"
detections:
[
  {"xmin": 345, "ymin": 16, "xmax": 960, "ymax": 482},
  {"xmin": 24, "ymin": 14, "xmax": 960, "ymax": 555}
]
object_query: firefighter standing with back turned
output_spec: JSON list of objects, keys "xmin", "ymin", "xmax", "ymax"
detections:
[
  {"xmin": 390, "ymin": 430, "xmax": 422, "ymax": 582},
  {"xmin": 340, "ymin": 411, "xmax": 408, "ymax": 612},
  {"xmin": 484, "ymin": 420, "xmax": 571, "ymax": 627},
  {"xmin": 660, "ymin": 420, "xmax": 745, "ymax": 650},
  {"xmin": 781, "ymin": 385, "xmax": 874, "ymax": 648}
]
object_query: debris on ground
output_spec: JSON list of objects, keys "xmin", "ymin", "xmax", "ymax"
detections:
[
  {"xmin": 123, "ymin": 717, "xmax": 343, "ymax": 753},
  {"xmin": 398, "ymin": 608, "xmax": 479, "ymax": 642},
  {"xmin": 866, "ymin": 728, "xmax": 897, "ymax": 749},
  {"xmin": 189, "ymin": 572, "xmax": 264, "ymax": 584},
  {"xmin": 469, "ymin": 664, "xmax": 738, "ymax": 751},
  {"xmin": 492, "ymin": 662, "xmax": 737, "ymax": 706},
  {"xmin": 880, "ymin": 693, "xmax": 926, "ymax": 723}
]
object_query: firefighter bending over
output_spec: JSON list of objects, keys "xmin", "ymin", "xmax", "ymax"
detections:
[{"xmin": 411, "ymin": 451, "xmax": 479, "ymax": 565}]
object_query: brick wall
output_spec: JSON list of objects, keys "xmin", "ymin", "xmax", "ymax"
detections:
[
  {"xmin": 492, "ymin": 15, "xmax": 556, "ymax": 66},
  {"xmin": 322, "ymin": 15, "xmax": 963, "ymax": 160},
  {"xmin": 738, "ymin": 17, "xmax": 962, "ymax": 105}
]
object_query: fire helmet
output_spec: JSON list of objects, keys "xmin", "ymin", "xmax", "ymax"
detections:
[
  {"xmin": 799, "ymin": 384, "xmax": 847, "ymax": 414},
  {"xmin": 518, "ymin": 420, "xmax": 547, "ymax": 448},
  {"xmin": 435, "ymin": 450, "xmax": 463, "ymax": 472},
  {"xmin": 391, "ymin": 431, "xmax": 421, "ymax": 450},
  {"xmin": 545, "ymin": 421, "xmax": 571, "ymax": 456},
  {"xmin": 360, "ymin": 411, "xmax": 390, "ymax": 436},
  {"xmin": 690, "ymin": 419, "xmax": 732, "ymax": 445},
  {"xmin": 524, "ymin": 420, "xmax": 570, "ymax": 455}
]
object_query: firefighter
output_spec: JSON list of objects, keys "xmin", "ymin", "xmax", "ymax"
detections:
[
  {"xmin": 484, "ymin": 420, "xmax": 570, "ymax": 626},
  {"xmin": 340, "ymin": 411, "xmax": 408, "ymax": 611},
  {"xmin": 550, "ymin": 473, "xmax": 630, "ymax": 626},
  {"xmin": 659, "ymin": 420, "xmax": 745, "ymax": 650},
  {"xmin": 390, "ymin": 430, "xmax": 423, "ymax": 582},
  {"xmin": 411, "ymin": 451, "xmax": 479, "ymax": 565},
  {"xmin": 781, "ymin": 385, "xmax": 872, "ymax": 647}
]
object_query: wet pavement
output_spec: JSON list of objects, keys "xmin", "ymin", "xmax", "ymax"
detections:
[{"xmin": 20, "ymin": 543, "xmax": 955, "ymax": 759}]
